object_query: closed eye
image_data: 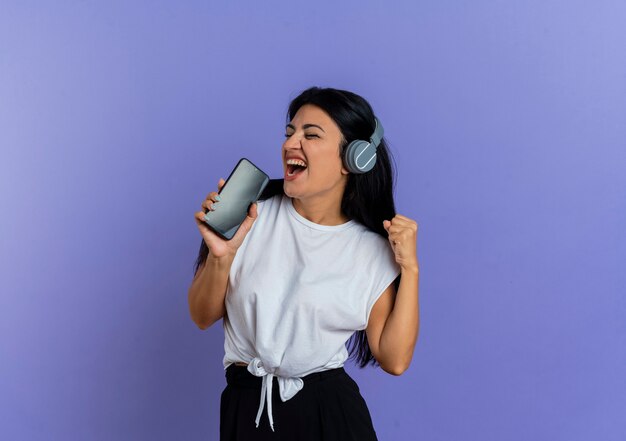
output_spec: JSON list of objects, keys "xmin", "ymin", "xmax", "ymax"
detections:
[{"xmin": 284, "ymin": 133, "xmax": 320, "ymax": 139}]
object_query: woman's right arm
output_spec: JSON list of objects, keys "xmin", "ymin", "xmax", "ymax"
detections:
[
  {"xmin": 188, "ymin": 253, "xmax": 235, "ymax": 329},
  {"xmin": 188, "ymin": 177, "xmax": 258, "ymax": 330}
]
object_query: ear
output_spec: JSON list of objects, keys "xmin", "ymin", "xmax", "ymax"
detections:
[{"xmin": 339, "ymin": 145, "xmax": 350, "ymax": 175}]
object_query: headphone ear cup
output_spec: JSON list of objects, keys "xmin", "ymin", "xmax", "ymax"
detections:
[{"xmin": 344, "ymin": 140, "xmax": 377, "ymax": 174}]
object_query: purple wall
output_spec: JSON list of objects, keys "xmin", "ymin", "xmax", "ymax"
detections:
[{"xmin": 1, "ymin": 1, "xmax": 625, "ymax": 440}]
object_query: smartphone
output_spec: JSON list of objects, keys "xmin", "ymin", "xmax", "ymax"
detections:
[{"xmin": 203, "ymin": 158, "xmax": 270, "ymax": 240}]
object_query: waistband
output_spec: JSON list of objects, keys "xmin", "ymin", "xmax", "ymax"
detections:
[
  {"xmin": 226, "ymin": 359, "xmax": 346, "ymax": 432},
  {"xmin": 226, "ymin": 363, "xmax": 345, "ymax": 388}
]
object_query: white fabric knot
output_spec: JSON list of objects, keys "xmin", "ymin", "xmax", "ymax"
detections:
[{"xmin": 246, "ymin": 357, "xmax": 304, "ymax": 432}]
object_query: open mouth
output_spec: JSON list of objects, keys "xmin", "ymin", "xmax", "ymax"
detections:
[{"xmin": 286, "ymin": 159, "xmax": 308, "ymax": 177}]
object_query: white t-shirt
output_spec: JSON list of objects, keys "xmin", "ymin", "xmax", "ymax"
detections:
[{"xmin": 222, "ymin": 193, "xmax": 401, "ymax": 431}]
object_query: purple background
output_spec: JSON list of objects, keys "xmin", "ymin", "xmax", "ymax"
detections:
[{"xmin": 1, "ymin": 1, "xmax": 625, "ymax": 440}]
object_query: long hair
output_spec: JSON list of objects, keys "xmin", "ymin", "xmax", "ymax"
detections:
[{"xmin": 193, "ymin": 86, "xmax": 401, "ymax": 369}]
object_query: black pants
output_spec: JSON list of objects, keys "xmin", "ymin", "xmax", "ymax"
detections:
[{"xmin": 220, "ymin": 364, "xmax": 379, "ymax": 441}]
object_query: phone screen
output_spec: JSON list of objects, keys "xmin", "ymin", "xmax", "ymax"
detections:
[{"xmin": 203, "ymin": 158, "xmax": 270, "ymax": 240}]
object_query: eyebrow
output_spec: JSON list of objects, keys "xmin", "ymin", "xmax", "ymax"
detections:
[{"xmin": 285, "ymin": 123, "xmax": 326, "ymax": 132}]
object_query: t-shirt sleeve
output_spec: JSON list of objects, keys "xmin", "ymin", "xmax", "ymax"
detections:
[
  {"xmin": 230, "ymin": 197, "xmax": 268, "ymax": 264},
  {"xmin": 255, "ymin": 198, "xmax": 266, "ymax": 216},
  {"xmin": 254, "ymin": 193, "xmax": 280, "ymax": 217},
  {"xmin": 361, "ymin": 235, "xmax": 402, "ymax": 330}
]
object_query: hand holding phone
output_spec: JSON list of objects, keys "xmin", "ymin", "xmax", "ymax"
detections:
[
  {"xmin": 194, "ymin": 178, "xmax": 253, "ymax": 258},
  {"xmin": 194, "ymin": 158, "xmax": 269, "ymax": 255}
]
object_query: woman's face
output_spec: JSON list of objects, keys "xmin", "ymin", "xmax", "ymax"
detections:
[{"xmin": 282, "ymin": 104, "xmax": 349, "ymax": 200}]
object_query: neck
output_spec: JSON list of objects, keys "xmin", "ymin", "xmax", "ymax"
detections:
[{"xmin": 291, "ymin": 191, "xmax": 349, "ymax": 226}]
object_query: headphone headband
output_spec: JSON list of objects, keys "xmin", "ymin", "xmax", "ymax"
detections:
[{"xmin": 370, "ymin": 118, "xmax": 384, "ymax": 149}]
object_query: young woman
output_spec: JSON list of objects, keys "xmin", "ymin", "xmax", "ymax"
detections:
[{"xmin": 189, "ymin": 86, "xmax": 420, "ymax": 441}]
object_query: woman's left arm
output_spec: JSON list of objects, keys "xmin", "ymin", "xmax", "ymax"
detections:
[{"xmin": 366, "ymin": 214, "xmax": 419, "ymax": 375}]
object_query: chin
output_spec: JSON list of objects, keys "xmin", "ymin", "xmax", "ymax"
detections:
[{"xmin": 283, "ymin": 185, "xmax": 299, "ymax": 199}]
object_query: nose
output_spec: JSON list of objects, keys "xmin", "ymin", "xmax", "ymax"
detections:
[{"xmin": 282, "ymin": 132, "xmax": 301, "ymax": 151}]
